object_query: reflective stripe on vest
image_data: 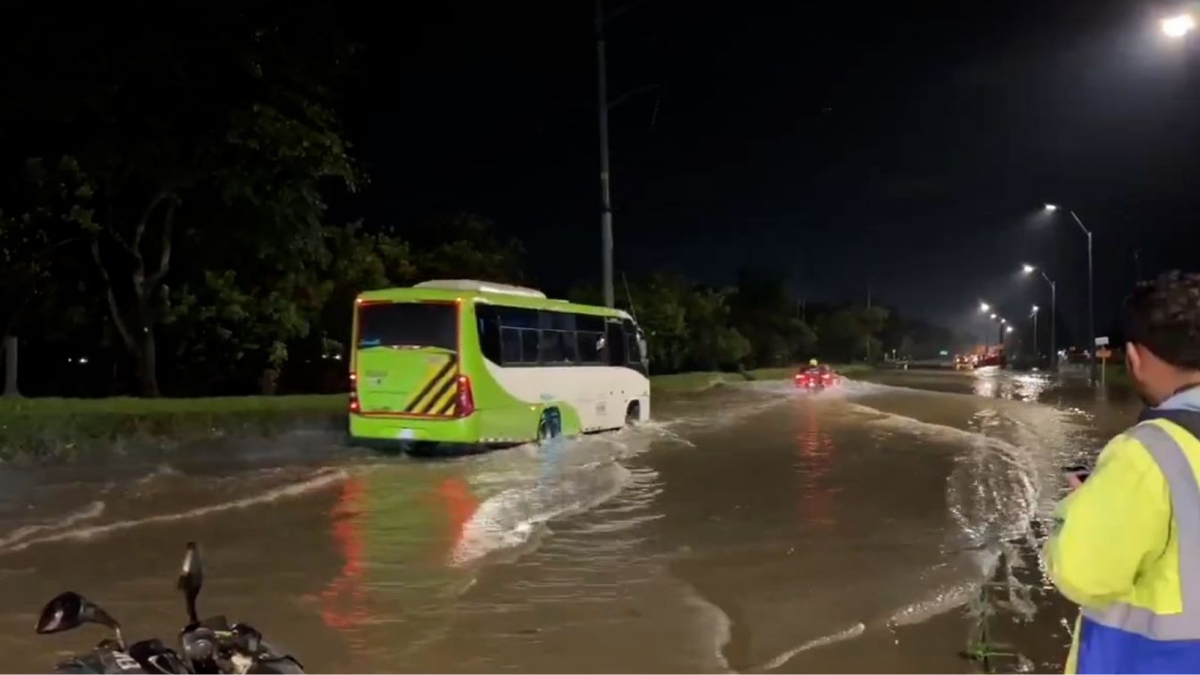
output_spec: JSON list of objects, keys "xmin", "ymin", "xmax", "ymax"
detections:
[{"xmin": 1082, "ymin": 422, "xmax": 1200, "ymax": 640}]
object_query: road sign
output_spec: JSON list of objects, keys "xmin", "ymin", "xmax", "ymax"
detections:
[{"xmin": 1095, "ymin": 336, "xmax": 1110, "ymax": 346}]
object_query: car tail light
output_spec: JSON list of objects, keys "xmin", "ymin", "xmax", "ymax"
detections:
[
  {"xmin": 455, "ymin": 375, "xmax": 475, "ymax": 417},
  {"xmin": 349, "ymin": 372, "xmax": 360, "ymax": 413}
]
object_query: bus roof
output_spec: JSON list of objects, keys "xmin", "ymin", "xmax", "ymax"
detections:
[{"xmin": 356, "ymin": 281, "xmax": 633, "ymax": 320}]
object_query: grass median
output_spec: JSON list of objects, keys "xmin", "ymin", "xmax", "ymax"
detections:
[
  {"xmin": 0, "ymin": 394, "xmax": 347, "ymax": 462},
  {"xmin": 1, "ymin": 364, "xmax": 873, "ymax": 461}
]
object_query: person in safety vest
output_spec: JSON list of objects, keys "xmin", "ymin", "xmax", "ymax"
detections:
[{"xmin": 1045, "ymin": 271, "xmax": 1200, "ymax": 674}]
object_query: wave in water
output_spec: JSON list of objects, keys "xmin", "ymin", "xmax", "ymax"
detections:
[
  {"xmin": 0, "ymin": 468, "xmax": 346, "ymax": 555},
  {"xmin": 679, "ymin": 585, "xmax": 733, "ymax": 673},
  {"xmin": 0, "ymin": 500, "xmax": 106, "ymax": 550},
  {"xmin": 754, "ymin": 622, "xmax": 867, "ymax": 672},
  {"xmin": 841, "ymin": 402, "xmax": 1040, "ymax": 631},
  {"xmin": 450, "ymin": 462, "xmax": 634, "ymax": 566},
  {"xmin": 135, "ymin": 463, "xmax": 183, "ymax": 484}
]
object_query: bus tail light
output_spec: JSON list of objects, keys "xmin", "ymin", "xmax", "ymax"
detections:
[
  {"xmin": 349, "ymin": 372, "xmax": 361, "ymax": 414},
  {"xmin": 455, "ymin": 375, "xmax": 475, "ymax": 417}
]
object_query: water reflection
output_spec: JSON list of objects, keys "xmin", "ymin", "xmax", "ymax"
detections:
[
  {"xmin": 317, "ymin": 465, "xmax": 483, "ymax": 669},
  {"xmin": 794, "ymin": 403, "xmax": 838, "ymax": 528},
  {"xmin": 321, "ymin": 476, "xmax": 369, "ymax": 634},
  {"xmin": 971, "ymin": 368, "xmax": 1052, "ymax": 402}
]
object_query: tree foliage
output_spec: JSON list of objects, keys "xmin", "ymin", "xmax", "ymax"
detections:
[
  {"xmin": 814, "ymin": 306, "xmax": 890, "ymax": 362},
  {"xmin": 729, "ymin": 269, "xmax": 818, "ymax": 367},
  {"xmin": 2, "ymin": 2, "xmax": 358, "ymax": 395},
  {"xmin": 572, "ymin": 274, "xmax": 754, "ymax": 374},
  {"xmin": 0, "ymin": 5, "xmax": 952, "ymax": 397}
]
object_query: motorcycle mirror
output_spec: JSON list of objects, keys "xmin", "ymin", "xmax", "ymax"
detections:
[
  {"xmin": 177, "ymin": 542, "xmax": 203, "ymax": 624},
  {"xmin": 35, "ymin": 591, "xmax": 125, "ymax": 648}
]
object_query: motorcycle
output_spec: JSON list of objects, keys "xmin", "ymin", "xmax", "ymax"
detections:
[
  {"xmin": 35, "ymin": 542, "xmax": 303, "ymax": 674},
  {"xmin": 794, "ymin": 368, "xmax": 839, "ymax": 391}
]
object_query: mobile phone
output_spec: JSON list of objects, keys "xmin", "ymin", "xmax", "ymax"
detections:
[{"xmin": 1063, "ymin": 465, "xmax": 1090, "ymax": 482}]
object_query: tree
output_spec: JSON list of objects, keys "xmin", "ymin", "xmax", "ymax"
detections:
[
  {"xmin": 571, "ymin": 274, "xmax": 752, "ymax": 374},
  {"xmin": 684, "ymin": 288, "xmax": 752, "ymax": 371},
  {"xmin": 729, "ymin": 269, "xmax": 816, "ymax": 367},
  {"xmin": 815, "ymin": 305, "xmax": 890, "ymax": 362},
  {"xmin": 1, "ymin": 3, "xmax": 359, "ymax": 395},
  {"xmin": 0, "ymin": 158, "xmax": 100, "ymax": 396},
  {"xmin": 407, "ymin": 213, "xmax": 526, "ymax": 284},
  {"xmin": 313, "ymin": 223, "xmax": 419, "ymax": 359}
]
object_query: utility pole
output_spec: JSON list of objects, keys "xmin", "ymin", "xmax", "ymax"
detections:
[
  {"xmin": 2, "ymin": 335, "xmax": 18, "ymax": 397},
  {"xmin": 865, "ymin": 282, "xmax": 872, "ymax": 362},
  {"xmin": 595, "ymin": 0, "xmax": 615, "ymax": 308}
]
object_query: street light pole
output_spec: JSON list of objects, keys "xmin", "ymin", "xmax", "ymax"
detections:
[
  {"xmin": 1069, "ymin": 210, "xmax": 1097, "ymax": 385},
  {"xmin": 1032, "ymin": 306, "xmax": 1039, "ymax": 359},
  {"xmin": 595, "ymin": 0, "xmax": 615, "ymax": 308},
  {"xmin": 1041, "ymin": 272, "xmax": 1057, "ymax": 371},
  {"xmin": 1043, "ymin": 206, "xmax": 1095, "ymax": 380},
  {"xmin": 1023, "ymin": 263, "xmax": 1059, "ymax": 370}
]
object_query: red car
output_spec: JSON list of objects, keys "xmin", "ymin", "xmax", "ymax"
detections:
[{"xmin": 795, "ymin": 366, "xmax": 839, "ymax": 390}]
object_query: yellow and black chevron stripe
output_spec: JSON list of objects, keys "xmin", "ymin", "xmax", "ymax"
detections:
[{"xmin": 403, "ymin": 356, "xmax": 459, "ymax": 416}]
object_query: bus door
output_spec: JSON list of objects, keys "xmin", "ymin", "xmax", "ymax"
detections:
[{"xmin": 606, "ymin": 320, "xmax": 627, "ymax": 366}]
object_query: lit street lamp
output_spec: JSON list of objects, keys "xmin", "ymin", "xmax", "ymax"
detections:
[
  {"xmin": 1042, "ymin": 205, "xmax": 1095, "ymax": 383},
  {"xmin": 1023, "ymin": 264, "xmax": 1058, "ymax": 370},
  {"xmin": 1163, "ymin": 14, "xmax": 1197, "ymax": 38},
  {"xmin": 979, "ymin": 302, "xmax": 990, "ymax": 313},
  {"xmin": 1006, "ymin": 325, "xmax": 1014, "ymax": 334},
  {"xmin": 990, "ymin": 313, "xmax": 997, "ymax": 320}
]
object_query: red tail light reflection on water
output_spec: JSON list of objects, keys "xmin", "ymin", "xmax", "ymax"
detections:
[
  {"xmin": 321, "ymin": 477, "xmax": 369, "ymax": 633},
  {"xmin": 796, "ymin": 403, "xmax": 838, "ymax": 528}
]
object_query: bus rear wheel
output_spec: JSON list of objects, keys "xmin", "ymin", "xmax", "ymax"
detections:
[
  {"xmin": 625, "ymin": 401, "xmax": 641, "ymax": 427},
  {"xmin": 537, "ymin": 409, "xmax": 561, "ymax": 443}
]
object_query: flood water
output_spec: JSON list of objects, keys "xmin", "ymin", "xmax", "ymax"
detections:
[{"xmin": 0, "ymin": 369, "xmax": 1142, "ymax": 673}]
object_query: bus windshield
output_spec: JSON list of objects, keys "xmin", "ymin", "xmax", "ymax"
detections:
[{"xmin": 357, "ymin": 302, "xmax": 457, "ymax": 350}]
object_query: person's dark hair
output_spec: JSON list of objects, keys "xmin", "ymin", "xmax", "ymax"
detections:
[{"xmin": 1122, "ymin": 271, "xmax": 1200, "ymax": 370}]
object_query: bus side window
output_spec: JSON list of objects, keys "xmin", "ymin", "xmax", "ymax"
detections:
[
  {"xmin": 501, "ymin": 327, "xmax": 523, "ymax": 364},
  {"xmin": 575, "ymin": 314, "xmax": 606, "ymax": 364},
  {"xmin": 520, "ymin": 330, "xmax": 539, "ymax": 364},
  {"xmin": 476, "ymin": 305, "xmax": 502, "ymax": 364},
  {"xmin": 606, "ymin": 320, "xmax": 627, "ymax": 366}
]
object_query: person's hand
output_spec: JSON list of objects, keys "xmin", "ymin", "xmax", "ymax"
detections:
[{"xmin": 1066, "ymin": 472, "xmax": 1087, "ymax": 490}]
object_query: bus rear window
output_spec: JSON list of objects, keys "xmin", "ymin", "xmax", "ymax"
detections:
[{"xmin": 357, "ymin": 302, "xmax": 457, "ymax": 350}]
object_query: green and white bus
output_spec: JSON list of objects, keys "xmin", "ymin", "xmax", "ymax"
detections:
[{"xmin": 349, "ymin": 280, "xmax": 649, "ymax": 450}]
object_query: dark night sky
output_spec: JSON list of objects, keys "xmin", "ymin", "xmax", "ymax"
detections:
[{"xmin": 340, "ymin": 0, "xmax": 1200, "ymax": 345}]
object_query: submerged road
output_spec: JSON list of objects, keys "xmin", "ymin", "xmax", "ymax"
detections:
[{"xmin": 0, "ymin": 370, "xmax": 1136, "ymax": 673}]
